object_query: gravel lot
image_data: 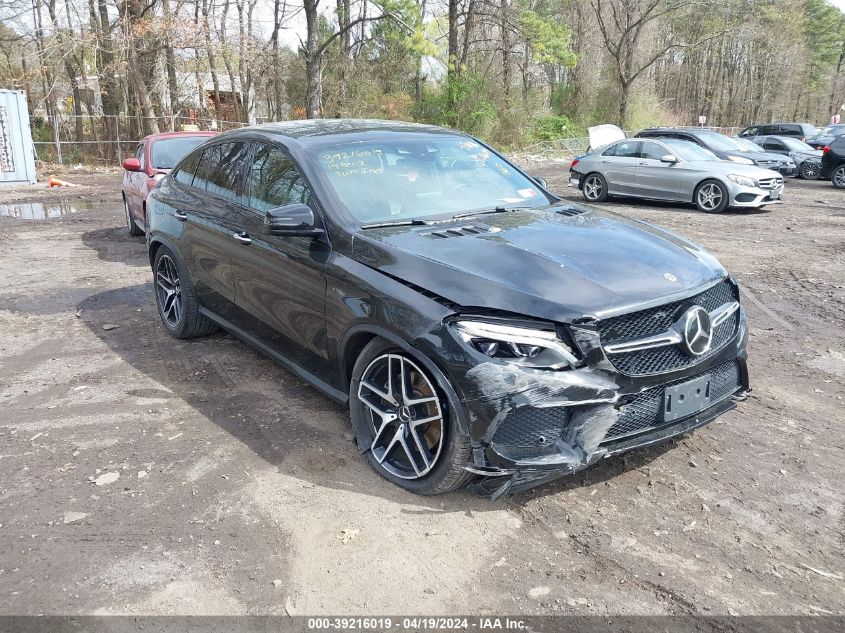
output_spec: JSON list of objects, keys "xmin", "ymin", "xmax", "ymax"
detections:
[{"xmin": 0, "ymin": 168, "xmax": 842, "ymax": 616}]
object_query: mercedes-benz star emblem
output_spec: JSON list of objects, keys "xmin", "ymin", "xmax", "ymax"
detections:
[{"xmin": 680, "ymin": 306, "xmax": 713, "ymax": 357}]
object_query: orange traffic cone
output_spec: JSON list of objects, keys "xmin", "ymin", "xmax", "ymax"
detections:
[{"xmin": 48, "ymin": 175, "xmax": 80, "ymax": 187}]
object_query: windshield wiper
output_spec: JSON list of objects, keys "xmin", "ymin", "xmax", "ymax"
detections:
[
  {"xmin": 451, "ymin": 205, "xmax": 530, "ymax": 220},
  {"xmin": 361, "ymin": 218, "xmax": 428, "ymax": 229}
]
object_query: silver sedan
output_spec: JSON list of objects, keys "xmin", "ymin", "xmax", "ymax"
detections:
[{"xmin": 569, "ymin": 138, "xmax": 784, "ymax": 213}]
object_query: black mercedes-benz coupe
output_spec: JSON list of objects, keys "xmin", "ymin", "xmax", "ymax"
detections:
[{"xmin": 146, "ymin": 119, "xmax": 749, "ymax": 497}]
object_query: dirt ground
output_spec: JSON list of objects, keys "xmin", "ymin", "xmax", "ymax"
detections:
[{"xmin": 0, "ymin": 167, "xmax": 842, "ymax": 617}]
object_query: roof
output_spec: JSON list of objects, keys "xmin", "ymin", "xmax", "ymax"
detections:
[
  {"xmin": 142, "ymin": 131, "xmax": 218, "ymax": 142},
  {"xmin": 640, "ymin": 127, "xmax": 716, "ymax": 136},
  {"xmin": 221, "ymin": 119, "xmax": 458, "ymax": 144}
]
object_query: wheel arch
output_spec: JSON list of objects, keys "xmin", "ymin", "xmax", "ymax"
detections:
[
  {"xmin": 691, "ymin": 176, "xmax": 728, "ymax": 204},
  {"xmin": 147, "ymin": 234, "xmax": 181, "ymax": 269},
  {"xmin": 340, "ymin": 323, "xmax": 470, "ymax": 435}
]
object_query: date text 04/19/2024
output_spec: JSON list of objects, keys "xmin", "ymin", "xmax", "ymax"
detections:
[{"xmin": 306, "ymin": 617, "xmax": 528, "ymax": 630}]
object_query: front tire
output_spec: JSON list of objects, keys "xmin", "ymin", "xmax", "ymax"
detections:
[
  {"xmin": 694, "ymin": 179, "xmax": 729, "ymax": 213},
  {"xmin": 799, "ymin": 161, "xmax": 820, "ymax": 180},
  {"xmin": 832, "ymin": 165, "xmax": 845, "ymax": 189},
  {"xmin": 349, "ymin": 338, "xmax": 473, "ymax": 495},
  {"xmin": 153, "ymin": 246, "xmax": 217, "ymax": 339},
  {"xmin": 125, "ymin": 196, "xmax": 144, "ymax": 236},
  {"xmin": 581, "ymin": 173, "xmax": 609, "ymax": 202}
]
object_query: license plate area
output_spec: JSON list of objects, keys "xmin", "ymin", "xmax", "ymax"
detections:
[{"xmin": 664, "ymin": 373, "xmax": 712, "ymax": 422}]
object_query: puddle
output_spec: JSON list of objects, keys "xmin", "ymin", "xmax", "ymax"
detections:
[{"xmin": 0, "ymin": 199, "xmax": 95, "ymax": 220}]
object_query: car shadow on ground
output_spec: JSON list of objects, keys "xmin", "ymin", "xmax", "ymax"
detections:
[
  {"xmin": 81, "ymin": 227, "xmax": 149, "ymax": 266},
  {"xmin": 77, "ymin": 279, "xmax": 680, "ymax": 509}
]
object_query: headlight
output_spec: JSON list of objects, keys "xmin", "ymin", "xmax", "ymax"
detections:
[
  {"xmin": 727, "ymin": 174, "xmax": 757, "ymax": 187},
  {"xmin": 450, "ymin": 319, "xmax": 579, "ymax": 369},
  {"xmin": 727, "ymin": 155, "xmax": 754, "ymax": 165}
]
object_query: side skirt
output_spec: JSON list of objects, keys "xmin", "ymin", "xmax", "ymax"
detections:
[{"xmin": 198, "ymin": 307, "xmax": 349, "ymax": 405}]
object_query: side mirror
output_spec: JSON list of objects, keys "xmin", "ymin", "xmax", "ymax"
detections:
[
  {"xmin": 660, "ymin": 155, "xmax": 678, "ymax": 164},
  {"xmin": 532, "ymin": 175, "xmax": 548, "ymax": 189},
  {"xmin": 265, "ymin": 203, "xmax": 324, "ymax": 238},
  {"xmin": 122, "ymin": 157, "xmax": 142, "ymax": 172}
]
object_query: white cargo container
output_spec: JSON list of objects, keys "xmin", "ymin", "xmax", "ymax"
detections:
[{"xmin": 0, "ymin": 89, "xmax": 37, "ymax": 185}]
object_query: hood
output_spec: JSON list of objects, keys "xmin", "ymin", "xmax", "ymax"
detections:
[
  {"xmin": 792, "ymin": 150, "xmax": 822, "ymax": 161},
  {"xmin": 352, "ymin": 208, "xmax": 727, "ymax": 323},
  {"xmin": 724, "ymin": 150, "xmax": 784, "ymax": 163},
  {"xmin": 683, "ymin": 161, "xmax": 783, "ymax": 179},
  {"xmin": 588, "ymin": 124, "xmax": 626, "ymax": 150}
]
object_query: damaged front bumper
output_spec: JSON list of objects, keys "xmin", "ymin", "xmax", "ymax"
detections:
[{"xmin": 436, "ymin": 299, "xmax": 749, "ymax": 499}]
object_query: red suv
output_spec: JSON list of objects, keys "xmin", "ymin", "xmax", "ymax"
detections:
[{"xmin": 121, "ymin": 131, "xmax": 217, "ymax": 235}]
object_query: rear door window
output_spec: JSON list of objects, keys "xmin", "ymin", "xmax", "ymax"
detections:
[
  {"xmin": 193, "ymin": 142, "xmax": 251, "ymax": 202},
  {"xmin": 604, "ymin": 141, "xmax": 640, "ymax": 158},
  {"xmin": 760, "ymin": 125, "xmax": 778, "ymax": 135}
]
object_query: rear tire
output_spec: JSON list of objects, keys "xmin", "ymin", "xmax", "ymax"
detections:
[
  {"xmin": 125, "ymin": 196, "xmax": 144, "ymax": 236},
  {"xmin": 832, "ymin": 165, "xmax": 845, "ymax": 189},
  {"xmin": 798, "ymin": 161, "xmax": 820, "ymax": 180},
  {"xmin": 153, "ymin": 245, "xmax": 217, "ymax": 339},
  {"xmin": 349, "ymin": 338, "xmax": 473, "ymax": 495},
  {"xmin": 694, "ymin": 179, "xmax": 729, "ymax": 213},
  {"xmin": 581, "ymin": 173, "xmax": 609, "ymax": 202}
]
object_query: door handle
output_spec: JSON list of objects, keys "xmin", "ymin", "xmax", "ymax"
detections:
[
  {"xmin": 232, "ymin": 231, "xmax": 252, "ymax": 245},
  {"xmin": 174, "ymin": 210, "xmax": 188, "ymax": 222}
]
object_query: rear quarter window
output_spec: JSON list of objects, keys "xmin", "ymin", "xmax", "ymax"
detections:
[{"xmin": 172, "ymin": 149, "xmax": 202, "ymax": 186}]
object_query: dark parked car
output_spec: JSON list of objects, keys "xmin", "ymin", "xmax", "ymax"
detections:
[
  {"xmin": 739, "ymin": 122, "xmax": 817, "ymax": 142},
  {"xmin": 146, "ymin": 120, "xmax": 749, "ymax": 496},
  {"xmin": 121, "ymin": 131, "xmax": 217, "ymax": 236},
  {"xmin": 636, "ymin": 128, "xmax": 797, "ymax": 176},
  {"xmin": 750, "ymin": 135, "xmax": 823, "ymax": 179},
  {"xmin": 806, "ymin": 124, "xmax": 845, "ymax": 150},
  {"xmin": 821, "ymin": 136, "xmax": 845, "ymax": 188}
]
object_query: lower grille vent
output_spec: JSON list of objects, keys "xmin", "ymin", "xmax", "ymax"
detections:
[
  {"xmin": 602, "ymin": 360, "xmax": 741, "ymax": 443},
  {"xmin": 491, "ymin": 406, "xmax": 572, "ymax": 459}
]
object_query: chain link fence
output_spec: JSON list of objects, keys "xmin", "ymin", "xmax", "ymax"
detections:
[
  {"xmin": 31, "ymin": 115, "xmax": 745, "ymax": 166},
  {"xmin": 31, "ymin": 114, "xmax": 249, "ymax": 166}
]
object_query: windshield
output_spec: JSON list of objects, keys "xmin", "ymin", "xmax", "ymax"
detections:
[
  {"xmin": 151, "ymin": 137, "xmax": 210, "ymax": 169},
  {"xmin": 731, "ymin": 138, "xmax": 763, "ymax": 152},
  {"xmin": 780, "ymin": 137, "xmax": 815, "ymax": 152},
  {"xmin": 314, "ymin": 136, "xmax": 551, "ymax": 223},
  {"xmin": 695, "ymin": 131, "xmax": 745, "ymax": 152},
  {"xmin": 662, "ymin": 139, "xmax": 719, "ymax": 161}
]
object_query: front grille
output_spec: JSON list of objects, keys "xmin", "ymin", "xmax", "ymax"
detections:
[
  {"xmin": 597, "ymin": 281, "xmax": 739, "ymax": 376},
  {"xmin": 491, "ymin": 406, "xmax": 572, "ymax": 458},
  {"xmin": 602, "ymin": 360, "xmax": 741, "ymax": 443},
  {"xmin": 758, "ymin": 177, "xmax": 783, "ymax": 190}
]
